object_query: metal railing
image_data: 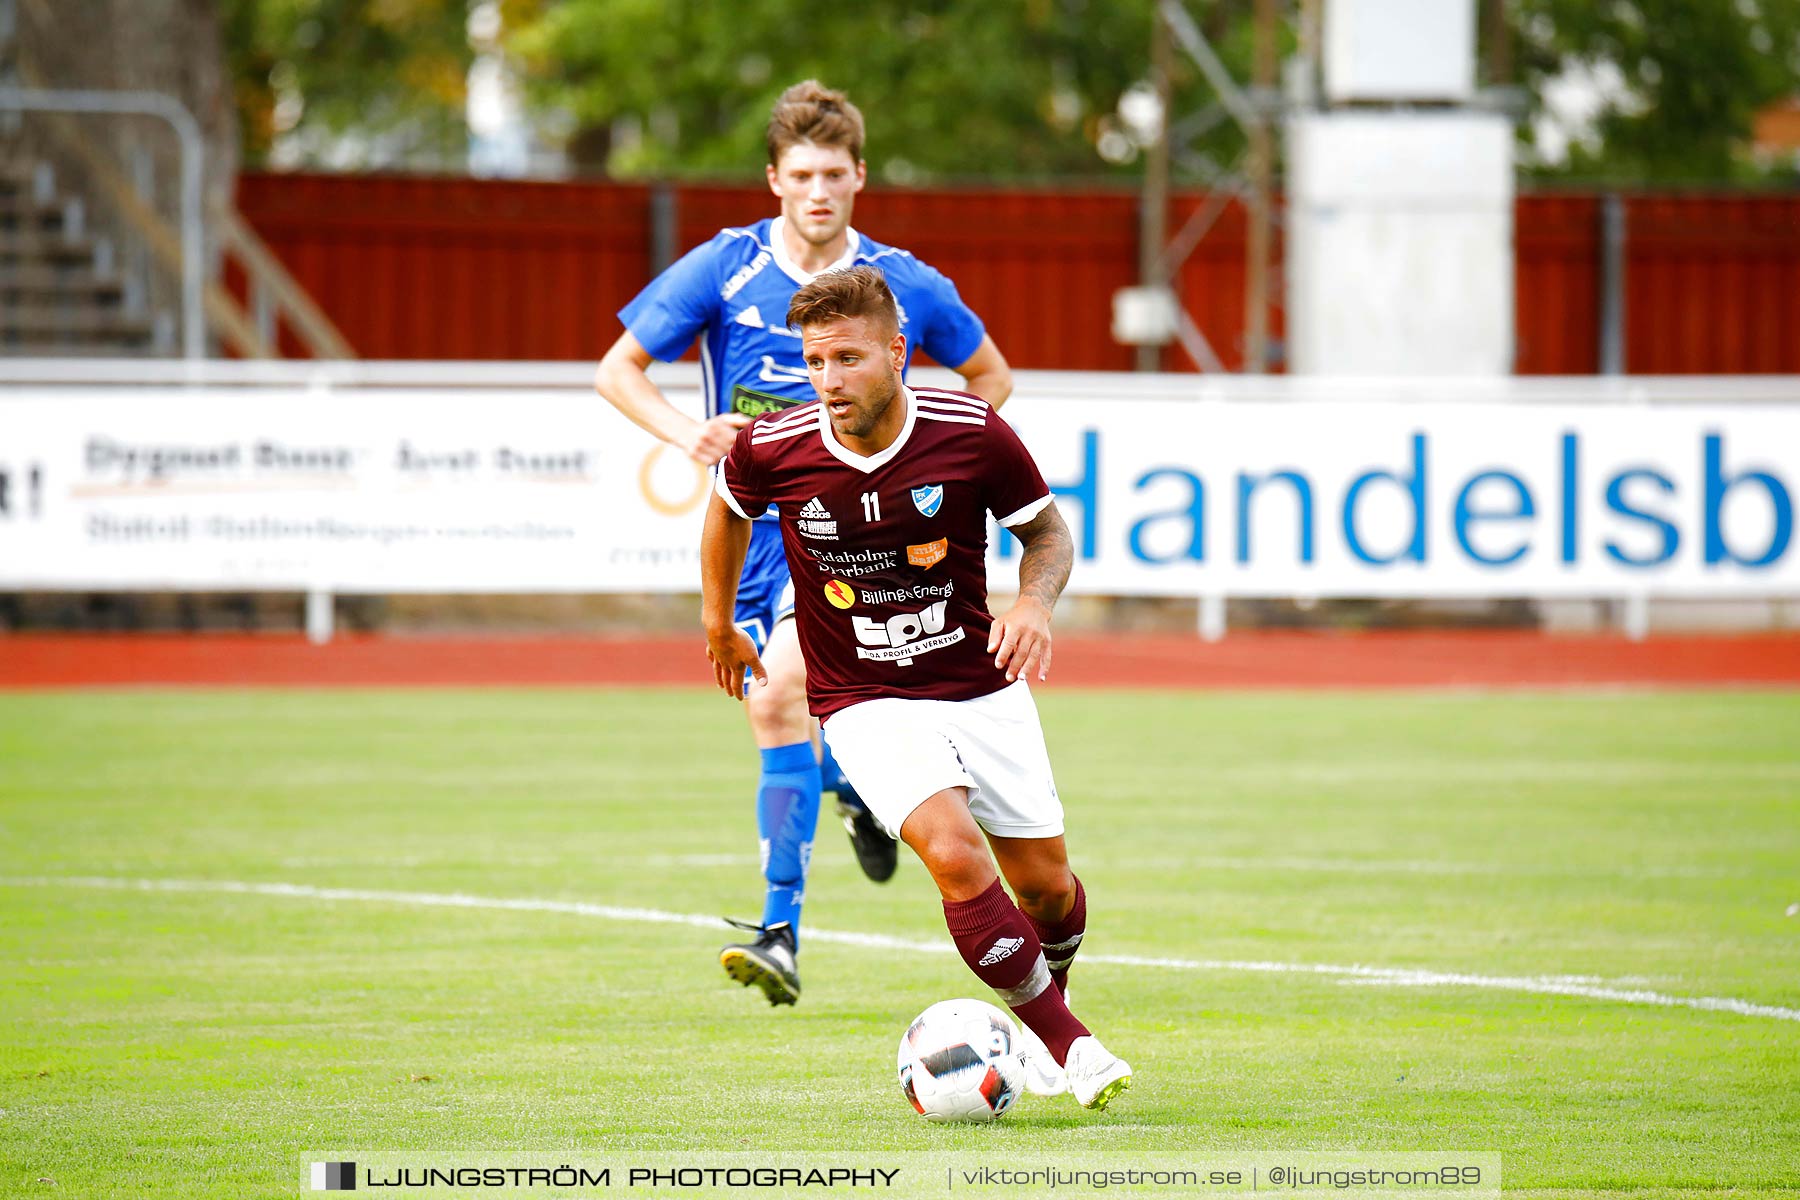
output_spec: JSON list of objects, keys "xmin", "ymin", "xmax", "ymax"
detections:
[
  {"xmin": 0, "ymin": 86, "xmax": 204, "ymax": 357},
  {"xmin": 0, "ymin": 86, "xmax": 355, "ymax": 361}
]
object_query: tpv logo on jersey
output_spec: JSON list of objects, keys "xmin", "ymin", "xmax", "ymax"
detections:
[
  {"xmin": 823, "ymin": 579, "xmax": 857, "ymax": 609},
  {"xmin": 852, "ymin": 599, "xmax": 966, "ymax": 665},
  {"xmin": 979, "ymin": 937, "xmax": 1025, "ymax": 966},
  {"xmin": 797, "ymin": 496, "xmax": 838, "ymax": 541},
  {"xmin": 910, "ymin": 484, "xmax": 944, "ymax": 518}
]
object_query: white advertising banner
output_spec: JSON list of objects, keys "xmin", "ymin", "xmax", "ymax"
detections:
[
  {"xmin": 997, "ymin": 400, "xmax": 1798, "ymax": 597},
  {"xmin": 0, "ymin": 376, "xmax": 1795, "ymax": 598},
  {"xmin": 0, "ymin": 388, "xmax": 713, "ymax": 592}
]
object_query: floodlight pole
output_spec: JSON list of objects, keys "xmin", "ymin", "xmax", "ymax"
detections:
[
  {"xmin": 1598, "ymin": 194, "xmax": 1627, "ymax": 375},
  {"xmin": 1155, "ymin": 0, "xmax": 1285, "ymax": 375},
  {"xmin": 1137, "ymin": 9, "xmax": 1174, "ymax": 372},
  {"xmin": 1484, "ymin": 0, "xmax": 1512, "ymax": 86},
  {"xmin": 1243, "ymin": 0, "xmax": 1279, "ymax": 375},
  {"xmin": 0, "ymin": 87, "xmax": 207, "ymax": 360}
]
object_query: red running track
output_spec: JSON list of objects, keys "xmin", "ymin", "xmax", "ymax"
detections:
[{"xmin": 2, "ymin": 632, "xmax": 1797, "ymax": 689}]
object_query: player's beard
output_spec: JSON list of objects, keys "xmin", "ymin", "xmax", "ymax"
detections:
[{"xmin": 831, "ymin": 372, "xmax": 899, "ymax": 441}]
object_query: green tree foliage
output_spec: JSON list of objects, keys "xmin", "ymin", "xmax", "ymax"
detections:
[
  {"xmin": 1512, "ymin": 0, "xmax": 1800, "ymax": 182},
  {"xmin": 220, "ymin": 0, "xmax": 473, "ymax": 169},
  {"xmin": 216, "ymin": 0, "xmax": 1799, "ymax": 183},
  {"xmin": 504, "ymin": 0, "xmax": 1230, "ymax": 181}
]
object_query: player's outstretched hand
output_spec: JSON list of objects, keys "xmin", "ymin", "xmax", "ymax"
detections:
[
  {"xmin": 686, "ymin": 413, "xmax": 753, "ymax": 465},
  {"xmin": 987, "ymin": 598, "xmax": 1053, "ymax": 684},
  {"xmin": 706, "ymin": 625, "xmax": 768, "ymax": 700}
]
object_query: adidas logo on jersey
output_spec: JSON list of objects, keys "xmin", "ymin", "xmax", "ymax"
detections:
[
  {"xmin": 979, "ymin": 936, "xmax": 1026, "ymax": 966},
  {"xmin": 798, "ymin": 496, "xmax": 838, "ymax": 541},
  {"xmin": 734, "ymin": 305, "xmax": 766, "ymax": 329}
]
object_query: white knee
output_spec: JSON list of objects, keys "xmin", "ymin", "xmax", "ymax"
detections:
[{"xmin": 745, "ymin": 621, "xmax": 812, "ymax": 747}]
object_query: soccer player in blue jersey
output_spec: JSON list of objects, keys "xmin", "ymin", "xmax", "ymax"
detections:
[{"xmin": 594, "ymin": 81, "xmax": 1013, "ymax": 1006}]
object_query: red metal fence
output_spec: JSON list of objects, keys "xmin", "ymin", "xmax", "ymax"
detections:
[{"xmin": 237, "ymin": 172, "xmax": 1800, "ymax": 374}]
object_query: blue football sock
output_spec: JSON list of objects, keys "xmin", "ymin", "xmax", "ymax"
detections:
[
  {"xmin": 819, "ymin": 741, "xmax": 868, "ymax": 812},
  {"xmin": 757, "ymin": 742, "xmax": 820, "ymax": 946}
]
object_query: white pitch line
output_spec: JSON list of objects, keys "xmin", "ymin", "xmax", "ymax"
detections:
[
  {"xmin": 6, "ymin": 875, "xmax": 1798, "ymax": 1025},
  {"xmin": 1106, "ymin": 854, "xmax": 1735, "ymax": 880}
]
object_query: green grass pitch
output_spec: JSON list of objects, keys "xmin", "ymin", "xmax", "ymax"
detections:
[{"xmin": 2, "ymin": 687, "xmax": 1797, "ymax": 1198}]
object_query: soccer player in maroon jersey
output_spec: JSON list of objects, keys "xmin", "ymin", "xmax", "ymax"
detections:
[
  {"xmin": 700, "ymin": 266, "xmax": 1132, "ymax": 1111},
  {"xmin": 598, "ymin": 83, "xmax": 1013, "ymax": 1007}
]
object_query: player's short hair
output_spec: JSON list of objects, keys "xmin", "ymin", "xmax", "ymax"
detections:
[
  {"xmin": 787, "ymin": 266, "xmax": 900, "ymax": 339},
  {"xmin": 766, "ymin": 80, "xmax": 865, "ymax": 165}
]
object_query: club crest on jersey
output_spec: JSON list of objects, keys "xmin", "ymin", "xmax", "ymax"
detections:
[{"xmin": 911, "ymin": 485, "xmax": 944, "ymax": 518}]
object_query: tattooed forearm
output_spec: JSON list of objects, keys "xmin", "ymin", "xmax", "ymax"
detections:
[{"xmin": 1013, "ymin": 503, "xmax": 1074, "ymax": 610}]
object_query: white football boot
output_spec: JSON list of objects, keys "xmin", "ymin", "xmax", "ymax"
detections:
[
  {"xmin": 1014, "ymin": 1021, "xmax": 1069, "ymax": 1096},
  {"xmin": 1064, "ymin": 1035, "xmax": 1133, "ymax": 1110}
]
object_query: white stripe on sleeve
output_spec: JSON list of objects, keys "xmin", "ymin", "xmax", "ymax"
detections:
[
  {"xmin": 996, "ymin": 493, "xmax": 1053, "ymax": 528},
  {"xmin": 714, "ymin": 469, "xmax": 758, "ymax": 520}
]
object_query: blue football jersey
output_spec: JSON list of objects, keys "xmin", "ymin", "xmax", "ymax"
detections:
[{"xmin": 618, "ymin": 216, "xmax": 986, "ymax": 421}]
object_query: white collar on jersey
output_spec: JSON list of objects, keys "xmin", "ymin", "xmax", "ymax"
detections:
[
  {"xmin": 819, "ymin": 384, "xmax": 918, "ymax": 474},
  {"xmin": 769, "ymin": 215, "xmax": 862, "ymax": 286}
]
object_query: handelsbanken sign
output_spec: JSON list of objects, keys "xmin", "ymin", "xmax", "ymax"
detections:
[{"xmin": 995, "ymin": 400, "xmax": 1798, "ymax": 597}]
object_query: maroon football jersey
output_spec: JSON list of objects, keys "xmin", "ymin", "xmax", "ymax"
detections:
[{"xmin": 719, "ymin": 386, "xmax": 1052, "ymax": 719}]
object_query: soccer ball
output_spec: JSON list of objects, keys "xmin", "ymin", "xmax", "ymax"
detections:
[{"xmin": 896, "ymin": 999, "xmax": 1025, "ymax": 1122}]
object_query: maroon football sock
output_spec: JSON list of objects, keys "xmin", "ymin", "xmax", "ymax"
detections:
[
  {"xmin": 1027, "ymin": 875, "xmax": 1086, "ymax": 995},
  {"xmin": 943, "ymin": 878, "xmax": 1089, "ymax": 1065}
]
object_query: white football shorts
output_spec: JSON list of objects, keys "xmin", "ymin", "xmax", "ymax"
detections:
[{"xmin": 821, "ymin": 679, "xmax": 1064, "ymax": 841}]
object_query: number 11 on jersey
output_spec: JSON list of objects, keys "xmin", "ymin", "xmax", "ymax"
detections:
[{"xmin": 861, "ymin": 491, "xmax": 881, "ymax": 522}]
